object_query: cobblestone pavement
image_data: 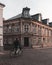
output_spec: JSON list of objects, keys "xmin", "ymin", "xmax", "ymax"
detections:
[{"xmin": 0, "ymin": 48, "xmax": 52, "ymax": 65}]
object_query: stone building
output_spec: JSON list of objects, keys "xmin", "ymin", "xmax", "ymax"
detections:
[
  {"xmin": 0, "ymin": 3, "xmax": 5, "ymax": 47},
  {"xmin": 3, "ymin": 7, "xmax": 52, "ymax": 48}
]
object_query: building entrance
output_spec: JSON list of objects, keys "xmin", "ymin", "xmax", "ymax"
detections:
[{"xmin": 24, "ymin": 37, "xmax": 29, "ymax": 47}]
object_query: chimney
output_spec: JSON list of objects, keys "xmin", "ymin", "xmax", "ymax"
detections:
[{"xmin": 22, "ymin": 7, "xmax": 30, "ymax": 18}]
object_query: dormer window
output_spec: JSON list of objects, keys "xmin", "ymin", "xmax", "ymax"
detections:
[
  {"xmin": 24, "ymin": 11, "xmax": 28, "ymax": 17},
  {"xmin": 22, "ymin": 7, "xmax": 30, "ymax": 18}
]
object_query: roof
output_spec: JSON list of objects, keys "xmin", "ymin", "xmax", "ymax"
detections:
[
  {"xmin": 7, "ymin": 13, "xmax": 31, "ymax": 21},
  {"xmin": 7, "ymin": 13, "xmax": 22, "ymax": 20},
  {"xmin": 6, "ymin": 7, "xmax": 31, "ymax": 21}
]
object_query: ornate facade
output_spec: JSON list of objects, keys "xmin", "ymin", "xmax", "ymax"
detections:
[{"xmin": 3, "ymin": 7, "xmax": 52, "ymax": 48}]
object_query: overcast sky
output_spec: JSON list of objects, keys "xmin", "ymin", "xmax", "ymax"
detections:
[{"xmin": 0, "ymin": 0, "xmax": 52, "ymax": 22}]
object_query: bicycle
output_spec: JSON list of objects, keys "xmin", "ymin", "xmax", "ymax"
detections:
[{"xmin": 9, "ymin": 48, "xmax": 23, "ymax": 57}]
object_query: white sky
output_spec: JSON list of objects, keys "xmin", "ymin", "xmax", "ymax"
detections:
[{"xmin": 0, "ymin": 0, "xmax": 52, "ymax": 22}]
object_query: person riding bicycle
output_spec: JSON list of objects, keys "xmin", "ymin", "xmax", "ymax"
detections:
[{"xmin": 13, "ymin": 38, "xmax": 22, "ymax": 55}]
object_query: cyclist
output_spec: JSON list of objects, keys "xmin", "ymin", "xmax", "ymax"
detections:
[{"xmin": 13, "ymin": 38, "xmax": 22, "ymax": 55}]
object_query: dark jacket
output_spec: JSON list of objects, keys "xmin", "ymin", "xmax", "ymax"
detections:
[{"xmin": 13, "ymin": 39, "xmax": 19, "ymax": 48}]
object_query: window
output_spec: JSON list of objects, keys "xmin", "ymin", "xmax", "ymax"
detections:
[
  {"xmin": 12, "ymin": 23, "xmax": 19, "ymax": 32},
  {"xmin": 8, "ymin": 25, "xmax": 12, "ymax": 33},
  {"xmin": 3, "ymin": 26, "xmax": 7, "ymax": 33},
  {"xmin": 38, "ymin": 37, "xmax": 41, "ymax": 44},
  {"xmin": 8, "ymin": 38, "xmax": 12, "ymax": 44},
  {"xmin": 33, "ymin": 36, "xmax": 36, "ymax": 45},
  {"xmin": 9, "ymin": 25, "xmax": 11, "ymax": 31},
  {"xmin": 24, "ymin": 11, "xmax": 28, "ymax": 17},
  {"xmin": 38, "ymin": 26, "xmax": 41, "ymax": 35},
  {"xmin": 43, "ymin": 38, "xmax": 45, "ymax": 41},
  {"xmin": 24, "ymin": 24, "xmax": 29, "ymax": 32},
  {"xmin": 47, "ymin": 30, "xmax": 49, "ymax": 36},
  {"xmin": 13, "ymin": 26, "xmax": 19, "ymax": 32},
  {"xmin": 33, "ymin": 25, "xmax": 37, "ymax": 34},
  {"xmin": 4, "ymin": 39, "xmax": 8, "ymax": 44},
  {"xmin": 0, "ymin": 39, "xmax": 2, "ymax": 46}
]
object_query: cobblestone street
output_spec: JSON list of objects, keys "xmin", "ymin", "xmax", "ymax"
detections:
[{"xmin": 0, "ymin": 48, "xmax": 52, "ymax": 65}]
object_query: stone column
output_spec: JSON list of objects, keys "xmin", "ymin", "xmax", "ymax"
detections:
[{"xmin": 0, "ymin": 3, "xmax": 5, "ymax": 46}]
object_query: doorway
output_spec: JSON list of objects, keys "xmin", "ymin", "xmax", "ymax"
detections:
[{"xmin": 24, "ymin": 37, "xmax": 29, "ymax": 47}]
